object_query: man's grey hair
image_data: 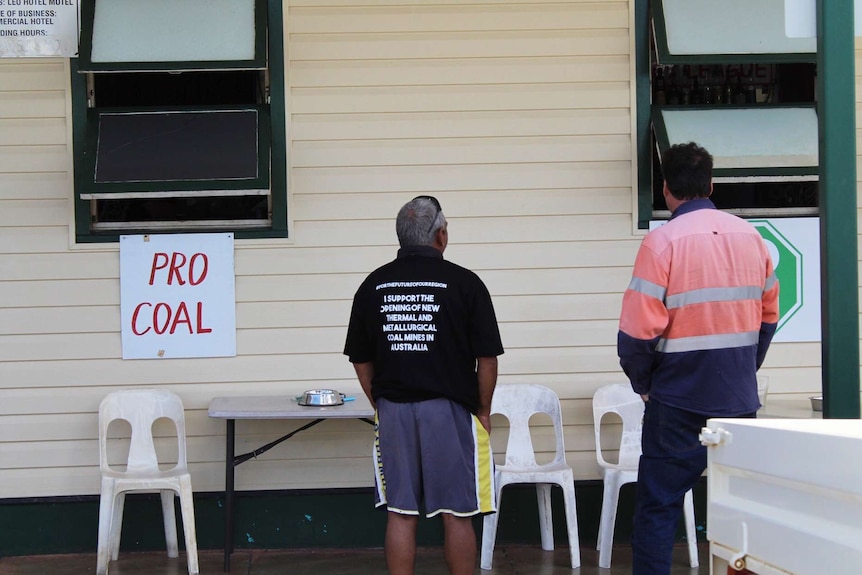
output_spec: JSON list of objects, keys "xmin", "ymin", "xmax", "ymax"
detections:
[{"xmin": 396, "ymin": 196, "xmax": 445, "ymax": 247}]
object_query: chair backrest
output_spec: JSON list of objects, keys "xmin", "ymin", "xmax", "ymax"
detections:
[
  {"xmin": 491, "ymin": 383, "xmax": 567, "ymax": 469},
  {"xmin": 592, "ymin": 383, "xmax": 644, "ymax": 469},
  {"xmin": 99, "ymin": 389, "xmax": 188, "ymax": 475}
]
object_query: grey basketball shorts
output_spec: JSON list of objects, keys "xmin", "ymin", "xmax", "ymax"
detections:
[{"xmin": 373, "ymin": 397, "xmax": 496, "ymax": 517}]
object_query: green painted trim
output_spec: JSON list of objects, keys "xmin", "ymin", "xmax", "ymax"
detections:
[
  {"xmin": 0, "ymin": 482, "xmax": 707, "ymax": 556},
  {"xmin": 635, "ymin": 0, "xmax": 652, "ymax": 229},
  {"xmin": 655, "ymin": 54, "xmax": 816, "ymax": 66},
  {"xmin": 70, "ymin": 59, "xmax": 95, "ymax": 244},
  {"xmin": 77, "ymin": 0, "xmax": 268, "ymax": 72},
  {"xmin": 254, "ymin": 0, "xmax": 270, "ymax": 71},
  {"xmin": 76, "ymin": 0, "xmax": 96, "ymax": 70},
  {"xmin": 268, "ymin": 0, "xmax": 288, "ymax": 235},
  {"xmin": 816, "ymin": 0, "xmax": 860, "ymax": 419},
  {"xmin": 650, "ymin": 107, "xmax": 670, "ymax": 159}
]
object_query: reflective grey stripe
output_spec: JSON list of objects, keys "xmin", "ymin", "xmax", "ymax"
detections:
[
  {"xmin": 665, "ymin": 286, "xmax": 764, "ymax": 310},
  {"xmin": 764, "ymin": 272, "xmax": 778, "ymax": 292},
  {"xmin": 627, "ymin": 277, "xmax": 667, "ymax": 301},
  {"xmin": 656, "ymin": 331, "xmax": 760, "ymax": 353}
]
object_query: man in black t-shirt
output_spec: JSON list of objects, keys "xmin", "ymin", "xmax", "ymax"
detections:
[{"xmin": 344, "ymin": 196, "xmax": 504, "ymax": 575}]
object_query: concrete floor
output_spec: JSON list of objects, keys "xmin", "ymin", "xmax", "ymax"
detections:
[{"xmin": 0, "ymin": 543, "xmax": 708, "ymax": 574}]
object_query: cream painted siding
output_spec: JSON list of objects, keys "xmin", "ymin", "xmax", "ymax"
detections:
[
  {"xmin": 284, "ymin": 0, "xmax": 634, "ymax": 485},
  {"xmin": 0, "ymin": 1, "xmax": 833, "ymax": 502},
  {"xmin": 0, "ymin": 1, "xmax": 633, "ymax": 498}
]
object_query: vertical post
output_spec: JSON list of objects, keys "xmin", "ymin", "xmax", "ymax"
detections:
[
  {"xmin": 635, "ymin": 0, "xmax": 652, "ymax": 229},
  {"xmin": 268, "ymin": 0, "xmax": 288, "ymax": 234},
  {"xmin": 817, "ymin": 0, "xmax": 860, "ymax": 418},
  {"xmin": 224, "ymin": 419, "xmax": 236, "ymax": 571}
]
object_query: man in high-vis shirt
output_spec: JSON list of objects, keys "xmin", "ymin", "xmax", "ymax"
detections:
[{"xmin": 617, "ymin": 142, "xmax": 779, "ymax": 575}]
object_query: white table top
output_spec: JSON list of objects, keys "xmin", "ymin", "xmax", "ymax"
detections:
[
  {"xmin": 208, "ymin": 393, "xmax": 375, "ymax": 419},
  {"xmin": 758, "ymin": 397, "xmax": 822, "ymax": 420}
]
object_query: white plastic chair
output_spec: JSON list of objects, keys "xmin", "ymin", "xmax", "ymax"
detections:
[
  {"xmin": 97, "ymin": 389, "xmax": 199, "ymax": 575},
  {"xmin": 592, "ymin": 383, "xmax": 698, "ymax": 569},
  {"xmin": 480, "ymin": 384, "xmax": 580, "ymax": 570}
]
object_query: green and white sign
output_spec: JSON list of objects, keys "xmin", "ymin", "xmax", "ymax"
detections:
[{"xmin": 750, "ymin": 218, "xmax": 820, "ymax": 342}]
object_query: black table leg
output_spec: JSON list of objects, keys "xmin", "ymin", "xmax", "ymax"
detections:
[
  {"xmin": 218, "ymin": 415, "xmax": 373, "ymax": 572},
  {"xmin": 224, "ymin": 418, "xmax": 235, "ymax": 572}
]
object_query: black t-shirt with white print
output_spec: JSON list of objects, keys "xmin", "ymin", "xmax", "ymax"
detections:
[{"xmin": 344, "ymin": 245, "xmax": 504, "ymax": 413}]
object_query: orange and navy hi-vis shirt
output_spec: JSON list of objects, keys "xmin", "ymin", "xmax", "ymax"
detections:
[{"xmin": 617, "ymin": 199, "xmax": 779, "ymax": 416}]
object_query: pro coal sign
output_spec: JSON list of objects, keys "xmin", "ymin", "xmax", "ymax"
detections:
[{"xmin": 120, "ymin": 233, "xmax": 237, "ymax": 359}]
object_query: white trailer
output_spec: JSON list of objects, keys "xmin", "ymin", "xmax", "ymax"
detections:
[{"xmin": 700, "ymin": 418, "xmax": 862, "ymax": 575}]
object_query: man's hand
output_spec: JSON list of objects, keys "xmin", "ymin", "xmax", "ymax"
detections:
[
  {"xmin": 352, "ymin": 361, "xmax": 376, "ymax": 409},
  {"xmin": 640, "ymin": 393, "xmax": 649, "ymax": 403},
  {"xmin": 476, "ymin": 356, "xmax": 498, "ymax": 433}
]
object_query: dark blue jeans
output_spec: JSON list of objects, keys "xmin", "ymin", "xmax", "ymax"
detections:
[{"xmin": 631, "ymin": 399, "xmax": 754, "ymax": 575}]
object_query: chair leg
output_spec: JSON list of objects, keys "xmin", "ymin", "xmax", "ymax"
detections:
[
  {"xmin": 683, "ymin": 489, "xmax": 699, "ymax": 568},
  {"xmin": 596, "ymin": 511, "xmax": 602, "ymax": 552},
  {"xmin": 96, "ymin": 481, "xmax": 116, "ymax": 575},
  {"xmin": 559, "ymin": 478, "xmax": 581, "ymax": 569},
  {"xmin": 597, "ymin": 476, "xmax": 621, "ymax": 569},
  {"xmin": 480, "ymin": 482, "xmax": 505, "ymax": 570},
  {"xmin": 110, "ymin": 492, "xmax": 125, "ymax": 561},
  {"xmin": 160, "ymin": 490, "xmax": 179, "ymax": 559},
  {"xmin": 178, "ymin": 476, "xmax": 200, "ymax": 575},
  {"xmin": 536, "ymin": 484, "xmax": 554, "ymax": 551}
]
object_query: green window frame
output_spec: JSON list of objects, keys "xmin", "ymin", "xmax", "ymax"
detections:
[
  {"xmin": 636, "ymin": 0, "xmax": 819, "ymax": 228},
  {"xmin": 72, "ymin": 0, "xmax": 287, "ymax": 242}
]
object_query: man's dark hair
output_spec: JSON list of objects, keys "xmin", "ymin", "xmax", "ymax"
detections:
[{"xmin": 660, "ymin": 142, "xmax": 713, "ymax": 201}]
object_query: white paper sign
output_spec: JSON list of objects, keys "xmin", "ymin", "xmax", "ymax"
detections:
[
  {"xmin": 0, "ymin": 0, "xmax": 79, "ymax": 57},
  {"xmin": 120, "ymin": 233, "xmax": 236, "ymax": 359}
]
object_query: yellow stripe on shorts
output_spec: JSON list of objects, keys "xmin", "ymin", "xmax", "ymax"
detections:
[
  {"xmin": 472, "ymin": 415, "xmax": 496, "ymax": 513},
  {"xmin": 373, "ymin": 411, "xmax": 387, "ymax": 507}
]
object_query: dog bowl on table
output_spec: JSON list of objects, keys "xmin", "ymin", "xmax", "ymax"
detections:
[{"xmin": 298, "ymin": 389, "xmax": 345, "ymax": 406}]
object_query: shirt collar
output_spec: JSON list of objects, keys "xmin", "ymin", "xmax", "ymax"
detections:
[
  {"xmin": 397, "ymin": 245, "xmax": 444, "ymax": 259},
  {"xmin": 670, "ymin": 197, "xmax": 716, "ymax": 220}
]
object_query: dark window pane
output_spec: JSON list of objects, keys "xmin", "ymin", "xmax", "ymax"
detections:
[
  {"xmin": 94, "ymin": 71, "xmax": 261, "ymax": 106},
  {"xmin": 95, "ymin": 110, "xmax": 259, "ymax": 182},
  {"xmin": 96, "ymin": 196, "xmax": 269, "ymax": 223},
  {"xmin": 711, "ymin": 182, "xmax": 818, "ymax": 210}
]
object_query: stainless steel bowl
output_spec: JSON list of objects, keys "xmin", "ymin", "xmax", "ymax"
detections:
[
  {"xmin": 810, "ymin": 396, "xmax": 823, "ymax": 412},
  {"xmin": 298, "ymin": 389, "xmax": 344, "ymax": 406}
]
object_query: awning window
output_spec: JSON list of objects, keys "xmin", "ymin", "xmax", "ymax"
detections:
[
  {"xmin": 71, "ymin": 0, "xmax": 282, "ymax": 239},
  {"xmin": 652, "ymin": 0, "xmax": 816, "ymax": 63},
  {"xmin": 80, "ymin": 107, "xmax": 270, "ymax": 198},
  {"xmin": 78, "ymin": 0, "xmax": 266, "ymax": 72},
  {"xmin": 652, "ymin": 107, "xmax": 819, "ymax": 183}
]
